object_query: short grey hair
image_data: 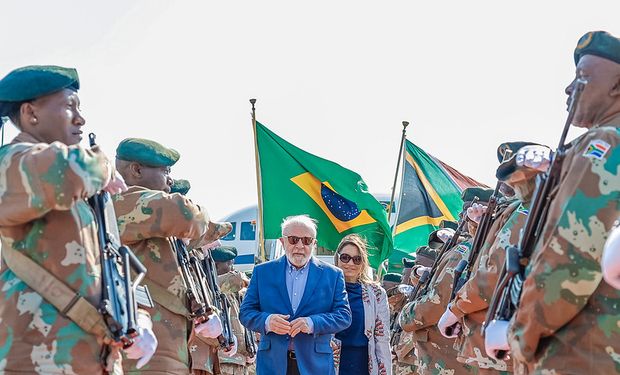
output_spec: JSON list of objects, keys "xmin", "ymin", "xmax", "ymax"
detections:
[{"xmin": 281, "ymin": 215, "xmax": 318, "ymax": 238}]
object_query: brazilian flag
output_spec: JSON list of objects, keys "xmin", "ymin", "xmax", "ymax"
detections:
[
  {"xmin": 256, "ymin": 122, "xmax": 393, "ymax": 268},
  {"xmin": 390, "ymin": 140, "xmax": 485, "ymax": 271}
]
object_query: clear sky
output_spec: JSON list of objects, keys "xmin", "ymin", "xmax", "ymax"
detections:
[{"xmin": 2, "ymin": 0, "xmax": 618, "ymax": 220}]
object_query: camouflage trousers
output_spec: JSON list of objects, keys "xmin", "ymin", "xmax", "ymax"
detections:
[
  {"xmin": 220, "ymin": 363, "xmax": 248, "ymax": 375},
  {"xmin": 393, "ymin": 362, "xmax": 417, "ymax": 375}
]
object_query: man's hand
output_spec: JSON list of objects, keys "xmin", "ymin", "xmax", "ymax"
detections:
[
  {"xmin": 484, "ymin": 319, "xmax": 511, "ymax": 359},
  {"xmin": 195, "ymin": 314, "xmax": 223, "ymax": 339},
  {"xmin": 515, "ymin": 145, "xmax": 551, "ymax": 172},
  {"xmin": 267, "ymin": 314, "xmax": 291, "ymax": 335},
  {"xmin": 123, "ymin": 312, "xmax": 158, "ymax": 369},
  {"xmin": 103, "ymin": 170, "xmax": 128, "ymax": 195},
  {"xmin": 437, "ymin": 307, "xmax": 460, "ymax": 338},
  {"xmin": 437, "ymin": 228, "xmax": 455, "ymax": 243},
  {"xmin": 467, "ymin": 203, "xmax": 488, "ymax": 224},
  {"xmin": 221, "ymin": 335, "xmax": 238, "ymax": 357},
  {"xmin": 289, "ymin": 317, "xmax": 312, "ymax": 337}
]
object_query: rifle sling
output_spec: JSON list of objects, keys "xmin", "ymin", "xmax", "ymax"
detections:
[
  {"xmin": 1, "ymin": 245, "xmax": 114, "ymax": 344},
  {"xmin": 141, "ymin": 278, "xmax": 192, "ymax": 319}
]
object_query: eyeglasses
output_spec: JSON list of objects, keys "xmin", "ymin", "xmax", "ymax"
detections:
[
  {"xmin": 338, "ymin": 253, "xmax": 363, "ymax": 265},
  {"xmin": 285, "ymin": 236, "xmax": 314, "ymax": 246}
]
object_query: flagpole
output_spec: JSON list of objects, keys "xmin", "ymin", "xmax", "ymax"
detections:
[
  {"xmin": 387, "ymin": 121, "xmax": 409, "ymax": 222},
  {"xmin": 250, "ymin": 98, "xmax": 266, "ymax": 263}
]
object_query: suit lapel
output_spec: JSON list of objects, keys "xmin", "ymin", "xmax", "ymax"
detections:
[
  {"xmin": 276, "ymin": 256, "xmax": 294, "ymax": 315},
  {"xmin": 297, "ymin": 257, "xmax": 323, "ymax": 313}
]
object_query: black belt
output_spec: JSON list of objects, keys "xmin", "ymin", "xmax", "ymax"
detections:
[{"xmin": 287, "ymin": 351, "xmax": 297, "ymax": 360}]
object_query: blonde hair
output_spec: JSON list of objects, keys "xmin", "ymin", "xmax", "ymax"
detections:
[{"xmin": 334, "ymin": 234, "xmax": 376, "ymax": 284}]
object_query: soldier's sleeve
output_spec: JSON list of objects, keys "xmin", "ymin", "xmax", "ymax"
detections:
[
  {"xmin": 451, "ymin": 205, "xmax": 519, "ymax": 318},
  {"xmin": 0, "ymin": 142, "xmax": 112, "ymax": 226},
  {"xmin": 508, "ymin": 128, "xmax": 620, "ymax": 363},
  {"xmin": 400, "ymin": 244, "xmax": 468, "ymax": 332},
  {"xmin": 115, "ymin": 189, "xmax": 208, "ymax": 244}
]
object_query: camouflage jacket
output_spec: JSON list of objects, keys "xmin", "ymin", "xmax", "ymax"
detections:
[
  {"xmin": 217, "ymin": 271, "xmax": 253, "ymax": 368},
  {"xmin": 508, "ymin": 119, "xmax": 620, "ymax": 373},
  {"xmin": 399, "ymin": 240, "xmax": 475, "ymax": 375},
  {"xmin": 0, "ymin": 132, "xmax": 118, "ymax": 374},
  {"xmin": 113, "ymin": 186, "xmax": 213, "ymax": 373},
  {"xmin": 451, "ymin": 201, "xmax": 526, "ymax": 372}
]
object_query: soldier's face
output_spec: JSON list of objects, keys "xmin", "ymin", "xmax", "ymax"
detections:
[
  {"xmin": 566, "ymin": 55, "xmax": 620, "ymax": 128},
  {"xmin": 27, "ymin": 89, "xmax": 85, "ymax": 145},
  {"xmin": 139, "ymin": 165, "xmax": 173, "ymax": 193},
  {"xmin": 280, "ymin": 223, "xmax": 315, "ymax": 268}
]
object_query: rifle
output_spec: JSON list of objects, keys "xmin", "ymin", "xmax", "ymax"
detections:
[
  {"xmin": 418, "ymin": 203, "xmax": 475, "ymax": 299},
  {"xmin": 449, "ymin": 151, "xmax": 513, "ymax": 302},
  {"xmin": 173, "ymin": 239, "xmax": 234, "ymax": 350},
  {"xmin": 202, "ymin": 249, "xmax": 236, "ymax": 349},
  {"xmin": 87, "ymin": 133, "xmax": 148, "ymax": 346},
  {"xmin": 236, "ymin": 294, "xmax": 257, "ymax": 357},
  {"xmin": 483, "ymin": 78, "xmax": 587, "ymax": 359}
]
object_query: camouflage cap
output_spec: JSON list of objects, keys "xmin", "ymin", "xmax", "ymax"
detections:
[
  {"xmin": 574, "ymin": 31, "xmax": 620, "ymax": 65},
  {"xmin": 382, "ymin": 273, "xmax": 402, "ymax": 283},
  {"xmin": 170, "ymin": 179, "xmax": 191, "ymax": 195},
  {"xmin": 116, "ymin": 138, "xmax": 180, "ymax": 167},
  {"xmin": 461, "ymin": 187, "xmax": 494, "ymax": 204},
  {"xmin": 211, "ymin": 246, "xmax": 238, "ymax": 262}
]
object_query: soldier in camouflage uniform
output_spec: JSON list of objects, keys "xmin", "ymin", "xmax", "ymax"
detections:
[
  {"xmin": 209, "ymin": 246, "xmax": 258, "ymax": 375},
  {"xmin": 390, "ymin": 257, "xmax": 422, "ymax": 375},
  {"xmin": 485, "ymin": 31, "xmax": 620, "ymax": 374},
  {"xmin": 0, "ymin": 66, "xmax": 156, "ymax": 374},
  {"xmin": 437, "ymin": 142, "xmax": 549, "ymax": 374},
  {"xmin": 112, "ymin": 138, "xmax": 233, "ymax": 373},
  {"xmin": 399, "ymin": 188, "xmax": 492, "ymax": 375}
]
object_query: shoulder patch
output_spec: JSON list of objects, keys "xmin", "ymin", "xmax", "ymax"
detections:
[
  {"xmin": 583, "ymin": 139, "xmax": 611, "ymax": 160},
  {"xmin": 455, "ymin": 244, "xmax": 468, "ymax": 254}
]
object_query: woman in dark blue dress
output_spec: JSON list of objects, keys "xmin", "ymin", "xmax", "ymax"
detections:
[{"xmin": 334, "ymin": 234, "xmax": 392, "ymax": 375}]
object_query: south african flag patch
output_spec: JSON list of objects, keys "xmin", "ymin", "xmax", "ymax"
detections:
[{"xmin": 583, "ymin": 139, "xmax": 611, "ymax": 160}]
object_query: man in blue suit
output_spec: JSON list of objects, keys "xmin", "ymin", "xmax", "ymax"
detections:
[{"xmin": 240, "ymin": 215, "xmax": 352, "ymax": 375}]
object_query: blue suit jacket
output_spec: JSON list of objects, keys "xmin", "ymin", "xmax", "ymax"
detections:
[{"xmin": 239, "ymin": 256, "xmax": 352, "ymax": 375}]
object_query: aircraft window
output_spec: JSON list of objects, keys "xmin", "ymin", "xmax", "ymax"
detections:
[
  {"xmin": 240, "ymin": 221, "xmax": 256, "ymax": 241},
  {"xmin": 221, "ymin": 222, "xmax": 237, "ymax": 241}
]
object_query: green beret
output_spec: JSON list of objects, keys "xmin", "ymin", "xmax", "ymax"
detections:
[
  {"xmin": 116, "ymin": 138, "xmax": 180, "ymax": 167},
  {"xmin": 428, "ymin": 229, "xmax": 455, "ymax": 249},
  {"xmin": 415, "ymin": 246, "xmax": 437, "ymax": 267},
  {"xmin": 211, "ymin": 246, "xmax": 238, "ymax": 262},
  {"xmin": 382, "ymin": 273, "xmax": 402, "ymax": 283},
  {"xmin": 440, "ymin": 220, "xmax": 458, "ymax": 231},
  {"xmin": 402, "ymin": 257, "xmax": 416, "ymax": 268},
  {"xmin": 0, "ymin": 65, "xmax": 79, "ymax": 104},
  {"xmin": 170, "ymin": 179, "xmax": 191, "ymax": 195},
  {"xmin": 574, "ymin": 31, "xmax": 620, "ymax": 66},
  {"xmin": 461, "ymin": 187, "xmax": 494, "ymax": 204},
  {"xmin": 496, "ymin": 141, "xmax": 537, "ymax": 163}
]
